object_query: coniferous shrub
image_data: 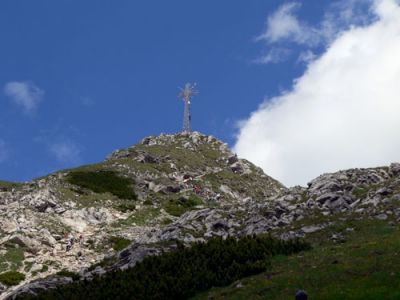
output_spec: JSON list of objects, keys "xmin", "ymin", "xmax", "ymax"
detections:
[
  {"xmin": 0, "ymin": 271, "xmax": 25, "ymax": 286},
  {"xmin": 20, "ymin": 235, "xmax": 310, "ymax": 300},
  {"xmin": 66, "ymin": 171, "xmax": 136, "ymax": 200}
]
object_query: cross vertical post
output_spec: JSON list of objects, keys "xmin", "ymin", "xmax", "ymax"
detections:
[{"xmin": 179, "ymin": 83, "xmax": 198, "ymax": 133}]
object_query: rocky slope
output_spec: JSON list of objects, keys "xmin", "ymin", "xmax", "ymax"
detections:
[
  {"xmin": 0, "ymin": 132, "xmax": 283, "ymax": 299},
  {"xmin": 1, "ymin": 132, "xmax": 400, "ymax": 299}
]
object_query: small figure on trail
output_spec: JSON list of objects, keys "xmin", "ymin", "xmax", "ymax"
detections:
[
  {"xmin": 79, "ymin": 234, "xmax": 84, "ymax": 246},
  {"xmin": 77, "ymin": 251, "xmax": 84, "ymax": 263},
  {"xmin": 69, "ymin": 234, "xmax": 75, "ymax": 247},
  {"xmin": 193, "ymin": 185, "xmax": 202, "ymax": 195},
  {"xmin": 66, "ymin": 243, "xmax": 72, "ymax": 252},
  {"xmin": 295, "ymin": 290, "xmax": 308, "ymax": 300}
]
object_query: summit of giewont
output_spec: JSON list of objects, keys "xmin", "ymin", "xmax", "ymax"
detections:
[{"xmin": 0, "ymin": 131, "xmax": 284, "ymax": 298}]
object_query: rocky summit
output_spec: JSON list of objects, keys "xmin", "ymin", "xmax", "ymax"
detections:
[{"xmin": 1, "ymin": 132, "xmax": 400, "ymax": 299}]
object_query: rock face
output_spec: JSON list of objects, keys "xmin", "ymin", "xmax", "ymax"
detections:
[
  {"xmin": 1, "ymin": 132, "xmax": 400, "ymax": 299},
  {"xmin": 5, "ymin": 277, "xmax": 73, "ymax": 300}
]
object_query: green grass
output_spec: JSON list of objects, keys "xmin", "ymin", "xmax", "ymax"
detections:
[
  {"xmin": 0, "ymin": 247, "xmax": 25, "ymax": 271},
  {"xmin": 109, "ymin": 236, "xmax": 131, "ymax": 251},
  {"xmin": 0, "ymin": 180, "xmax": 22, "ymax": 191},
  {"xmin": 134, "ymin": 143, "xmax": 225, "ymax": 170},
  {"xmin": 192, "ymin": 219, "xmax": 400, "ymax": 300},
  {"xmin": 164, "ymin": 195, "xmax": 203, "ymax": 217},
  {"xmin": 40, "ymin": 265, "xmax": 49, "ymax": 273},
  {"xmin": 0, "ymin": 271, "xmax": 25, "ymax": 286},
  {"xmin": 112, "ymin": 207, "xmax": 160, "ymax": 227},
  {"xmin": 352, "ymin": 186, "xmax": 370, "ymax": 199},
  {"xmin": 23, "ymin": 261, "xmax": 34, "ymax": 272},
  {"xmin": 66, "ymin": 170, "xmax": 137, "ymax": 200}
]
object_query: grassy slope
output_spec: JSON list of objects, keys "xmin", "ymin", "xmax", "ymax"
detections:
[
  {"xmin": 193, "ymin": 219, "xmax": 400, "ymax": 300},
  {"xmin": 0, "ymin": 180, "xmax": 22, "ymax": 191}
]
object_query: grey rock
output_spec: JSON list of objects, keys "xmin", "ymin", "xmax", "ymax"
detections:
[
  {"xmin": 111, "ymin": 243, "xmax": 169, "ymax": 271},
  {"xmin": 5, "ymin": 277, "xmax": 73, "ymax": 300},
  {"xmin": 230, "ymin": 162, "xmax": 243, "ymax": 173},
  {"xmin": 301, "ymin": 225, "xmax": 323, "ymax": 234},
  {"xmin": 54, "ymin": 206, "xmax": 66, "ymax": 214},
  {"xmin": 0, "ymin": 282, "xmax": 6, "ymax": 294},
  {"xmin": 211, "ymin": 220, "xmax": 230, "ymax": 231},
  {"xmin": 376, "ymin": 213, "xmax": 388, "ymax": 220},
  {"xmin": 227, "ymin": 154, "xmax": 238, "ymax": 165},
  {"xmin": 392, "ymin": 194, "xmax": 400, "ymax": 201},
  {"xmin": 375, "ymin": 188, "xmax": 392, "ymax": 196},
  {"xmin": 390, "ymin": 163, "xmax": 400, "ymax": 176},
  {"xmin": 316, "ymin": 193, "xmax": 340, "ymax": 205}
]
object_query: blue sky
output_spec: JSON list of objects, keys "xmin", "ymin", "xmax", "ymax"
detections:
[
  {"xmin": 2, "ymin": 0, "xmax": 398, "ymax": 186},
  {"xmin": 0, "ymin": 0, "xmax": 311, "ymax": 181}
]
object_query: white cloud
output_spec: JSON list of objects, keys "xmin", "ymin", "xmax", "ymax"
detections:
[
  {"xmin": 256, "ymin": 2, "xmax": 320, "ymax": 46},
  {"xmin": 255, "ymin": 0, "xmax": 376, "ymax": 64},
  {"xmin": 297, "ymin": 50, "xmax": 316, "ymax": 64},
  {"xmin": 49, "ymin": 140, "xmax": 81, "ymax": 164},
  {"xmin": 0, "ymin": 140, "xmax": 8, "ymax": 163},
  {"xmin": 4, "ymin": 81, "xmax": 44, "ymax": 114},
  {"xmin": 254, "ymin": 48, "xmax": 292, "ymax": 64},
  {"xmin": 235, "ymin": 0, "xmax": 400, "ymax": 187}
]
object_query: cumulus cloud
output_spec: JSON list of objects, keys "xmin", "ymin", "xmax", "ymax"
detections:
[
  {"xmin": 297, "ymin": 50, "xmax": 316, "ymax": 64},
  {"xmin": 255, "ymin": 0, "xmax": 376, "ymax": 64},
  {"xmin": 235, "ymin": 0, "xmax": 400, "ymax": 187},
  {"xmin": 49, "ymin": 140, "xmax": 81, "ymax": 164},
  {"xmin": 256, "ymin": 2, "xmax": 319, "ymax": 45},
  {"xmin": 4, "ymin": 81, "xmax": 44, "ymax": 114}
]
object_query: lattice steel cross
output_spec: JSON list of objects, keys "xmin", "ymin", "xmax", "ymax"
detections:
[{"xmin": 178, "ymin": 83, "xmax": 198, "ymax": 133}]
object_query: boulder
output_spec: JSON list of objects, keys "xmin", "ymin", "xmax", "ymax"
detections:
[
  {"xmin": 375, "ymin": 213, "xmax": 388, "ymax": 220},
  {"xmin": 39, "ymin": 229, "xmax": 57, "ymax": 247},
  {"xmin": 8, "ymin": 235, "xmax": 41, "ymax": 253},
  {"xmin": 301, "ymin": 225, "xmax": 323, "ymax": 234},
  {"xmin": 375, "ymin": 188, "xmax": 392, "ymax": 196},
  {"xmin": 227, "ymin": 154, "xmax": 238, "ymax": 165},
  {"xmin": 0, "ymin": 282, "xmax": 6, "ymax": 294}
]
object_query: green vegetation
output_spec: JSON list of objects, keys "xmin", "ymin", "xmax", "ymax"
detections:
[
  {"xmin": 20, "ymin": 236, "xmax": 309, "ymax": 300},
  {"xmin": 193, "ymin": 219, "xmax": 400, "ymax": 300},
  {"xmin": 0, "ymin": 247, "xmax": 25, "ymax": 271},
  {"xmin": 40, "ymin": 265, "xmax": 48, "ymax": 273},
  {"xmin": 203, "ymin": 171, "xmax": 267, "ymax": 201},
  {"xmin": 0, "ymin": 180, "xmax": 21, "ymax": 191},
  {"xmin": 66, "ymin": 171, "xmax": 136, "ymax": 200},
  {"xmin": 0, "ymin": 271, "xmax": 25, "ymax": 286},
  {"xmin": 109, "ymin": 236, "xmax": 131, "ymax": 251},
  {"xmin": 87, "ymin": 256, "xmax": 118, "ymax": 272},
  {"xmin": 115, "ymin": 200, "xmax": 137, "ymax": 212},
  {"xmin": 134, "ymin": 143, "xmax": 224, "ymax": 170},
  {"xmin": 143, "ymin": 199, "xmax": 153, "ymax": 206},
  {"xmin": 164, "ymin": 195, "xmax": 203, "ymax": 216},
  {"xmin": 56, "ymin": 270, "xmax": 80, "ymax": 281},
  {"xmin": 23, "ymin": 261, "xmax": 34, "ymax": 272},
  {"xmin": 112, "ymin": 207, "xmax": 160, "ymax": 227},
  {"xmin": 352, "ymin": 186, "xmax": 369, "ymax": 199}
]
